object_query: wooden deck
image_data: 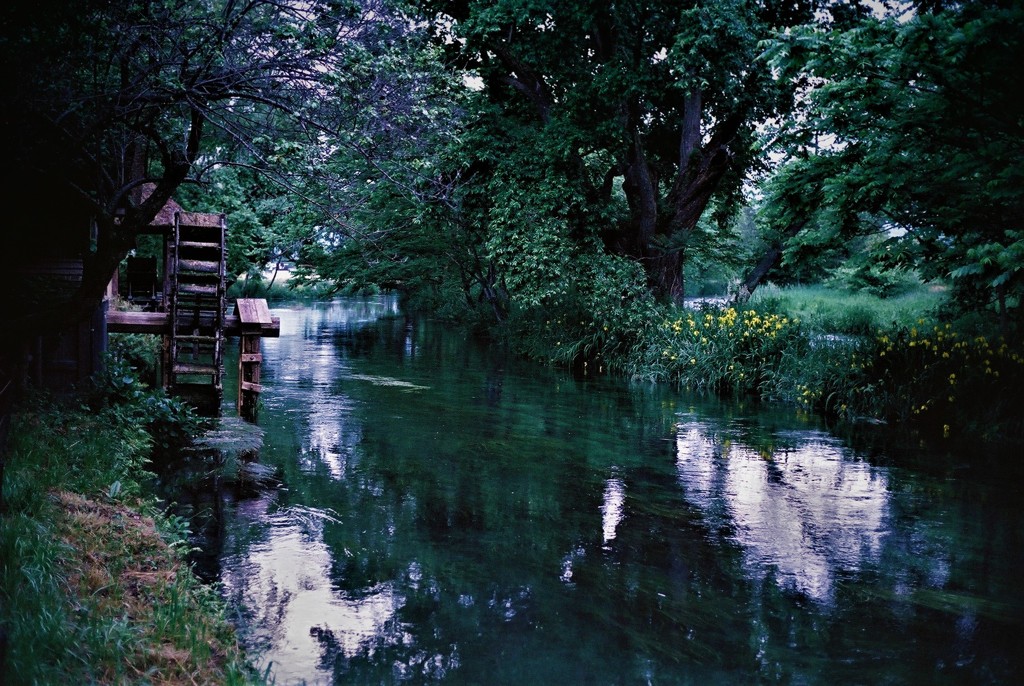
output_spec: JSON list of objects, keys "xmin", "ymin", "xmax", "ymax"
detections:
[{"xmin": 107, "ymin": 310, "xmax": 280, "ymax": 337}]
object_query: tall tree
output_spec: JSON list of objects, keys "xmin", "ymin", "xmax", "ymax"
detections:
[
  {"xmin": 172, "ymin": 13, "xmax": 469, "ymax": 304},
  {"xmin": 0, "ymin": 0, "xmax": 416, "ymax": 335},
  {"xmin": 412, "ymin": 0, "xmax": 820, "ymax": 304},
  {"xmin": 749, "ymin": 1, "xmax": 1024, "ymax": 326}
]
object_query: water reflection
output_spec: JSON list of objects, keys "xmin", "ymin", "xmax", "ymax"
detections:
[
  {"xmin": 675, "ymin": 419, "xmax": 889, "ymax": 603},
  {"xmin": 600, "ymin": 471, "xmax": 626, "ymax": 547},
  {"xmin": 221, "ymin": 493, "xmax": 403, "ymax": 683},
  {"xmin": 212, "ymin": 298, "xmax": 1024, "ymax": 685}
]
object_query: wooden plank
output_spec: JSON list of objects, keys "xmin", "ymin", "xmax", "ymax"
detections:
[
  {"xmin": 235, "ymin": 298, "xmax": 257, "ymax": 324},
  {"xmin": 19, "ymin": 258, "xmax": 83, "ymax": 281},
  {"xmin": 174, "ymin": 362, "xmax": 218, "ymax": 375},
  {"xmin": 240, "ymin": 380, "xmax": 264, "ymax": 392},
  {"xmin": 108, "ymin": 311, "xmax": 281, "ymax": 337},
  {"xmin": 178, "ymin": 259, "xmax": 220, "ymax": 273},
  {"xmin": 178, "ymin": 283, "xmax": 218, "ymax": 295},
  {"xmin": 251, "ymin": 299, "xmax": 272, "ymax": 324},
  {"xmin": 177, "ymin": 211, "xmax": 225, "ymax": 227},
  {"xmin": 235, "ymin": 298, "xmax": 273, "ymax": 325},
  {"xmin": 106, "ymin": 311, "xmax": 168, "ymax": 333},
  {"xmin": 240, "ymin": 352, "xmax": 263, "ymax": 363}
]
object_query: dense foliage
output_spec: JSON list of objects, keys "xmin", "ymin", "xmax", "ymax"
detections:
[
  {"xmin": 403, "ymin": 0, "xmax": 824, "ymax": 308},
  {"xmin": 2, "ymin": 0, "xmax": 1021, "ymax": 444},
  {"xmin": 758, "ymin": 1, "xmax": 1024, "ymax": 328}
]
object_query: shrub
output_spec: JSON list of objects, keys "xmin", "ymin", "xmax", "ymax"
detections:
[
  {"xmin": 88, "ymin": 356, "xmax": 206, "ymax": 455},
  {"xmin": 838, "ymin": 323, "xmax": 1024, "ymax": 443},
  {"xmin": 506, "ymin": 253, "xmax": 658, "ymax": 374},
  {"xmin": 108, "ymin": 332, "xmax": 160, "ymax": 386},
  {"xmin": 633, "ymin": 303, "xmax": 806, "ymax": 397}
]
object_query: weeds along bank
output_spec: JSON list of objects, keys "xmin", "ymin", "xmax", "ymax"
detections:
[
  {"xmin": 503, "ymin": 287, "xmax": 1024, "ymax": 449},
  {"xmin": 0, "ymin": 359, "xmax": 262, "ymax": 685}
]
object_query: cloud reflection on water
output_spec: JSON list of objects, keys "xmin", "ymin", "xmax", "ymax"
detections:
[
  {"xmin": 675, "ymin": 419, "xmax": 890, "ymax": 603},
  {"xmin": 220, "ymin": 494, "xmax": 402, "ymax": 685}
]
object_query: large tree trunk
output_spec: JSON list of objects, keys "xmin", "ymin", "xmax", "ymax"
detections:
[
  {"xmin": 638, "ymin": 112, "xmax": 743, "ymax": 304},
  {"xmin": 733, "ymin": 220, "xmax": 805, "ymax": 303},
  {"xmin": 489, "ymin": 33, "xmax": 743, "ymax": 307},
  {"xmin": 648, "ymin": 251, "xmax": 685, "ymax": 302},
  {"xmin": 623, "ymin": 133, "xmax": 659, "ymax": 252}
]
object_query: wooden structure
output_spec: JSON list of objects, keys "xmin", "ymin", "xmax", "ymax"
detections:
[
  {"xmin": 235, "ymin": 299, "xmax": 273, "ymax": 420},
  {"xmin": 108, "ymin": 304, "xmax": 280, "ymax": 418},
  {"xmin": 111, "ymin": 202, "xmax": 279, "ymax": 417},
  {"xmin": 163, "ymin": 212, "xmax": 227, "ymax": 412},
  {"xmin": 107, "ymin": 310, "xmax": 281, "ymax": 337},
  {"xmin": 6, "ymin": 183, "xmax": 279, "ymax": 418},
  {"xmin": 123, "ymin": 256, "xmax": 159, "ymax": 308},
  {"xmin": 12, "ymin": 257, "xmax": 113, "ymax": 392}
]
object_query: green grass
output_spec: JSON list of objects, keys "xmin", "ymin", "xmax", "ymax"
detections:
[
  {"xmin": 592, "ymin": 283, "xmax": 1023, "ymax": 447},
  {"xmin": 748, "ymin": 283, "xmax": 948, "ymax": 334},
  {"xmin": 0, "ymin": 395, "xmax": 264, "ymax": 685}
]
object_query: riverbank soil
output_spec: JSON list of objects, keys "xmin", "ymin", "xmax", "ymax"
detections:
[{"xmin": 4, "ymin": 489, "xmax": 252, "ymax": 685}]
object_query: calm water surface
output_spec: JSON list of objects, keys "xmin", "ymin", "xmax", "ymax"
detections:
[{"xmin": 204, "ymin": 297, "xmax": 1023, "ymax": 684}]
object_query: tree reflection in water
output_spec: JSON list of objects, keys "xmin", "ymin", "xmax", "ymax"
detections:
[{"xmin": 208, "ymin": 297, "xmax": 1023, "ymax": 685}]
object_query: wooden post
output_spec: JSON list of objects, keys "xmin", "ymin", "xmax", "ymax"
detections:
[{"xmin": 234, "ymin": 298, "xmax": 271, "ymax": 421}]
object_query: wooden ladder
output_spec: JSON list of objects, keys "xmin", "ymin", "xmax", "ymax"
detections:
[{"xmin": 164, "ymin": 212, "xmax": 227, "ymax": 409}]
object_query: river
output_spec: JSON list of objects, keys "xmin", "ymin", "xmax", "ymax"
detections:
[{"xmin": 192, "ymin": 296, "xmax": 1023, "ymax": 684}]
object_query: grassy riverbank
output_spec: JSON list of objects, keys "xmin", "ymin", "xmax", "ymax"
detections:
[
  {"xmin": 508, "ymin": 283, "xmax": 1023, "ymax": 448},
  {"xmin": 0, "ymin": 380, "xmax": 263, "ymax": 684}
]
